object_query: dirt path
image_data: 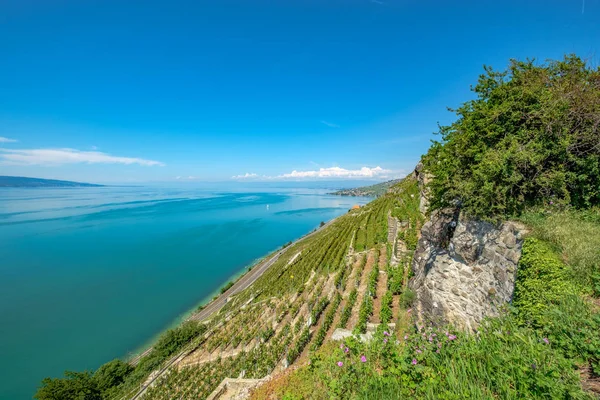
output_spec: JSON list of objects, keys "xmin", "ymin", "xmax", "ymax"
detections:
[{"xmin": 347, "ymin": 250, "xmax": 375, "ymax": 330}]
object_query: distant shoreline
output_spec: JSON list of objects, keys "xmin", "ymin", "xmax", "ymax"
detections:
[{"xmin": 0, "ymin": 175, "xmax": 104, "ymax": 188}]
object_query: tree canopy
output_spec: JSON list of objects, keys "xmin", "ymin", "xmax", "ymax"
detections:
[{"xmin": 423, "ymin": 55, "xmax": 600, "ymax": 219}]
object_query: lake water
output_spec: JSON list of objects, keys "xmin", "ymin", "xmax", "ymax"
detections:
[{"xmin": 0, "ymin": 185, "xmax": 370, "ymax": 399}]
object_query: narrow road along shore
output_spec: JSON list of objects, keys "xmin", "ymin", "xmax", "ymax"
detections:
[
  {"xmin": 126, "ymin": 216, "xmax": 341, "ymax": 398},
  {"xmin": 187, "ymin": 216, "xmax": 337, "ymax": 322}
]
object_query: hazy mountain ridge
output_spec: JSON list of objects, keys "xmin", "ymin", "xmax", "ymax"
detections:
[
  {"xmin": 329, "ymin": 179, "xmax": 402, "ymax": 198},
  {"xmin": 0, "ymin": 176, "xmax": 104, "ymax": 188}
]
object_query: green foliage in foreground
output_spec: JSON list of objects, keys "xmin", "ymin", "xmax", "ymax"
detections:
[
  {"xmin": 423, "ymin": 55, "xmax": 600, "ymax": 220},
  {"xmin": 280, "ymin": 302, "xmax": 599, "ymax": 400},
  {"xmin": 35, "ymin": 321, "xmax": 206, "ymax": 400},
  {"xmin": 281, "ymin": 313, "xmax": 594, "ymax": 400}
]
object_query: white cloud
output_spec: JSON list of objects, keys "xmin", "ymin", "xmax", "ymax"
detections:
[
  {"xmin": 0, "ymin": 136, "xmax": 18, "ymax": 143},
  {"xmin": 278, "ymin": 166, "xmax": 392, "ymax": 179},
  {"xmin": 230, "ymin": 166, "xmax": 398, "ymax": 181},
  {"xmin": 320, "ymin": 120, "xmax": 340, "ymax": 128},
  {"xmin": 0, "ymin": 148, "xmax": 165, "ymax": 167},
  {"xmin": 231, "ymin": 172, "xmax": 258, "ymax": 179}
]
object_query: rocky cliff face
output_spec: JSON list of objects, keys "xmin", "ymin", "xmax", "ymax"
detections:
[
  {"xmin": 409, "ymin": 167, "xmax": 526, "ymax": 331},
  {"xmin": 413, "ymin": 161, "xmax": 431, "ymax": 215}
]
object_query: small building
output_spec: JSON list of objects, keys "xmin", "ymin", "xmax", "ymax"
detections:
[{"xmin": 351, "ymin": 205, "xmax": 361, "ymax": 210}]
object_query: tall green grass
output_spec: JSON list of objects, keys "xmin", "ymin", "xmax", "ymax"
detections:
[{"xmin": 521, "ymin": 208, "xmax": 600, "ymax": 295}]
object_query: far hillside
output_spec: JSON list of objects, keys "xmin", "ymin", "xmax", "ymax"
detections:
[
  {"xmin": 330, "ymin": 179, "xmax": 402, "ymax": 197},
  {"xmin": 0, "ymin": 176, "xmax": 104, "ymax": 188}
]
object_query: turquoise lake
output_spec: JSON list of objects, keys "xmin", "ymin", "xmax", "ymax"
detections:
[{"xmin": 0, "ymin": 185, "xmax": 370, "ymax": 399}]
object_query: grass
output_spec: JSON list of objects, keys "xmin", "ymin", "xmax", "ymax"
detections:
[{"xmin": 520, "ymin": 207, "xmax": 600, "ymax": 295}]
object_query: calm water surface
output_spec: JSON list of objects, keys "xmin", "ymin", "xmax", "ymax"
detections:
[{"xmin": 0, "ymin": 185, "xmax": 370, "ymax": 399}]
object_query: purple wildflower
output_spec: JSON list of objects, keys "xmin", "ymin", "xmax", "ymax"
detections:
[
  {"xmin": 407, "ymin": 308, "xmax": 412, "ymax": 313},
  {"xmin": 448, "ymin": 334, "xmax": 457, "ymax": 341},
  {"xmin": 416, "ymin": 349, "xmax": 422, "ymax": 354},
  {"xmin": 383, "ymin": 331, "xmax": 390, "ymax": 337},
  {"xmin": 542, "ymin": 338, "xmax": 549, "ymax": 344},
  {"xmin": 360, "ymin": 355, "xmax": 367, "ymax": 363},
  {"xmin": 337, "ymin": 361, "xmax": 343, "ymax": 367},
  {"xmin": 404, "ymin": 335, "xmax": 408, "ymax": 340},
  {"xmin": 412, "ymin": 359, "xmax": 417, "ymax": 365},
  {"xmin": 344, "ymin": 347, "xmax": 349, "ymax": 353},
  {"xmin": 383, "ymin": 338, "xmax": 388, "ymax": 344}
]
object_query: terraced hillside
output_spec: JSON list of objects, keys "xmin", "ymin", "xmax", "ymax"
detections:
[{"xmin": 124, "ymin": 177, "xmax": 422, "ymax": 400}]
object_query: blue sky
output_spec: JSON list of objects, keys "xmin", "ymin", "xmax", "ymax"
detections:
[{"xmin": 0, "ymin": 0, "xmax": 598, "ymax": 183}]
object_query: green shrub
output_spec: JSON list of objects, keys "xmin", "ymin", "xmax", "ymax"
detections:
[
  {"xmin": 93, "ymin": 359, "xmax": 132, "ymax": 393},
  {"xmin": 220, "ymin": 281, "xmax": 234, "ymax": 294},
  {"xmin": 35, "ymin": 371, "xmax": 101, "ymax": 400},
  {"xmin": 423, "ymin": 56, "xmax": 600, "ymax": 220},
  {"xmin": 387, "ymin": 266, "xmax": 403, "ymax": 295},
  {"xmin": 400, "ymin": 288, "xmax": 416, "ymax": 309},
  {"xmin": 153, "ymin": 321, "xmax": 206, "ymax": 357}
]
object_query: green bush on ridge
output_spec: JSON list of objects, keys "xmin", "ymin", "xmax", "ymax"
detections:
[{"xmin": 424, "ymin": 55, "xmax": 600, "ymax": 220}]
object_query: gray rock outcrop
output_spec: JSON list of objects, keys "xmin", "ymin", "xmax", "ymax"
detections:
[
  {"xmin": 410, "ymin": 209, "xmax": 526, "ymax": 331},
  {"xmin": 413, "ymin": 161, "xmax": 432, "ymax": 214},
  {"xmin": 409, "ymin": 164, "xmax": 526, "ymax": 331}
]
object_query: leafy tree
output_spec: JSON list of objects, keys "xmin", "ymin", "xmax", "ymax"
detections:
[
  {"xmin": 93, "ymin": 359, "xmax": 133, "ymax": 393},
  {"xmin": 35, "ymin": 371, "xmax": 101, "ymax": 400},
  {"xmin": 424, "ymin": 55, "xmax": 600, "ymax": 220},
  {"xmin": 153, "ymin": 321, "xmax": 206, "ymax": 358}
]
